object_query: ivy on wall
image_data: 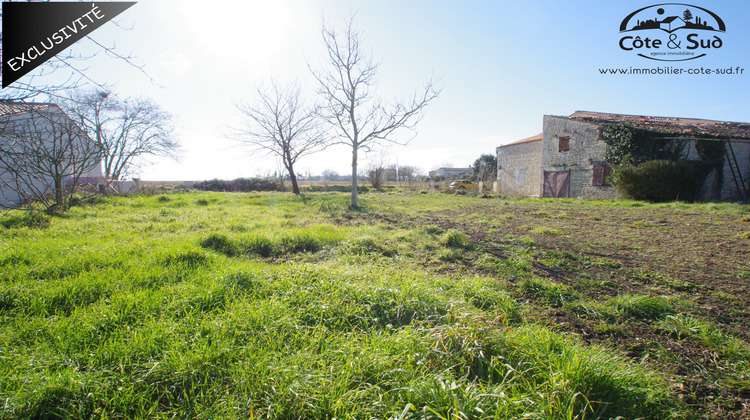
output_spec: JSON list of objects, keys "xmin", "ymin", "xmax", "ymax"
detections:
[
  {"xmin": 600, "ymin": 123, "xmax": 726, "ymax": 201},
  {"xmin": 601, "ymin": 124, "xmax": 687, "ymax": 166},
  {"xmin": 693, "ymin": 139, "xmax": 726, "ymax": 196}
]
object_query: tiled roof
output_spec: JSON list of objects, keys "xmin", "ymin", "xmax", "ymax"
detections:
[
  {"xmin": 566, "ymin": 111, "xmax": 750, "ymax": 140},
  {"xmin": 499, "ymin": 133, "xmax": 543, "ymax": 148},
  {"xmin": 0, "ymin": 101, "xmax": 93, "ymax": 142},
  {"xmin": 0, "ymin": 101, "xmax": 56, "ymax": 117}
]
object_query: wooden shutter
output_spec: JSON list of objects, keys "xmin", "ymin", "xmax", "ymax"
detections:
[
  {"xmin": 592, "ymin": 162, "xmax": 612, "ymax": 186},
  {"xmin": 558, "ymin": 137, "xmax": 570, "ymax": 152}
]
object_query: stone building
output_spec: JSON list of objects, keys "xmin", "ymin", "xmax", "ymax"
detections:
[
  {"xmin": 496, "ymin": 134, "xmax": 543, "ymax": 197},
  {"xmin": 496, "ymin": 111, "xmax": 750, "ymax": 200}
]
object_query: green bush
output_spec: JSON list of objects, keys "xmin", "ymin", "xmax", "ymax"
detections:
[
  {"xmin": 611, "ymin": 160, "xmax": 696, "ymax": 202},
  {"xmin": 304, "ymin": 185, "xmax": 369, "ymax": 193},
  {"xmin": 194, "ymin": 178, "xmax": 285, "ymax": 192}
]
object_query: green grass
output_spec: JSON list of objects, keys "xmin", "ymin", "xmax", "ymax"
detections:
[
  {"xmin": 531, "ymin": 226, "xmax": 564, "ymax": 236},
  {"xmin": 568, "ymin": 294, "xmax": 676, "ymax": 322},
  {"xmin": 0, "ymin": 191, "xmax": 689, "ymax": 418},
  {"xmin": 658, "ymin": 314, "xmax": 750, "ymax": 360},
  {"xmin": 520, "ymin": 278, "xmax": 580, "ymax": 307},
  {"xmin": 440, "ymin": 229, "xmax": 472, "ymax": 249},
  {"xmin": 606, "ymin": 294, "xmax": 676, "ymax": 320}
]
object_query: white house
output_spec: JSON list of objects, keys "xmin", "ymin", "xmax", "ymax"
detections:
[
  {"xmin": 660, "ymin": 16, "xmax": 685, "ymax": 31},
  {"xmin": 429, "ymin": 167, "xmax": 473, "ymax": 179},
  {"xmin": 0, "ymin": 102, "xmax": 103, "ymax": 208}
]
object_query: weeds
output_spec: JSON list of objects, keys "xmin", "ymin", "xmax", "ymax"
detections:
[
  {"xmin": 441, "ymin": 229, "xmax": 471, "ymax": 249},
  {"xmin": 0, "ymin": 208, "xmax": 51, "ymax": 229},
  {"xmin": 658, "ymin": 314, "xmax": 750, "ymax": 361},
  {"xmin": 531, "ymin": 226, "xmax": 564, "ymax": 236},
  {"xmin": 607, "ymin": 294, "xmax": 675, "ymax": 320},
  {"xmin": 520, "ymin": 278, "xmax": 580, "ymax": 307},
  {"xmin": 199, "ymin": 227, "xmax": 344, "ymax": 258}
]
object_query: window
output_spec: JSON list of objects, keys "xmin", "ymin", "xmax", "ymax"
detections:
[
  {"xmin": 558, "ymin": 136, "xmax": 570, "ymax": 152},
  {"xmin": 592, "ymin": 162, "xmax": 612, "ymax": 186}
]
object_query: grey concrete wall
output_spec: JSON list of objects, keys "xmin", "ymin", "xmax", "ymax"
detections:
[
  {"xmin": 496, "ymin": 140, "xmax": 542, "ymax": 197},
  {"xmin": 541, "ymin": 116, "xmax": 618, "ymax": 199},
  {"xmin": 0, "ymin": 172, "xmax": 24, "ymax": 207},
  {"xmin": 0, "ymin": 108, "xmax": 104, "ymax": 208}
]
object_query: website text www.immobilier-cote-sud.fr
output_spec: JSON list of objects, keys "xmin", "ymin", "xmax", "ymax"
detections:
[{"xmin": 599, "ymin": 66, "xmax": 744, "ymax": 75}]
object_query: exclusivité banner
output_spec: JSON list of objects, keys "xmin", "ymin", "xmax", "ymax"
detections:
[{"xmin": 2, "ymin": 1, "xmax": 136, "ymax": 88}]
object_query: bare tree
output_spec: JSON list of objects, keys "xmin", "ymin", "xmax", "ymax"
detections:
[
  {"xmin": 62, "ymin": 90, "xmax": 179, "ymax": 181},
  {"xmin": 395, "ymin": 164, "xmax": 420, "ymax": 185},
  {"xmin": 322, "ymin": 169, "xmax": 339, "ymax": 181},
  {"xmin": 309, "ymin": 16, "xmax": 440, "ymax": 208},
  {"xmin": 365, "ymin": 150, "xmax": 389, "ymax": 189},
  {"xmin": 0, "ymin": 103, "xmax": 101, "ymax": 211},
  {"xmin": 472, "ymin": 153, "xmax": 497, "ymax": 183},
  {"xmin": 231, "ymin": 81, "xmax": 324, "ymax": 195}
]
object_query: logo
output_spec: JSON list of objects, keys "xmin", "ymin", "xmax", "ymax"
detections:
[{"xmin": 618, "ymin": 3, "xmax": 725, "ymax": 62}]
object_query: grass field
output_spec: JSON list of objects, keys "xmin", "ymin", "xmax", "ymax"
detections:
[{"xmin": 1, "ymin": 191, "xmax": 748, "ymax": 419}]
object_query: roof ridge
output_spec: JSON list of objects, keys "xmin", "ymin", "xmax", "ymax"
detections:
[
  {"xmin": 569, "ymin": 110, "xmax": 736, "ymax": 125},
  {"xmin": 0, "ymin": 101, "xmax": 58, "ymax": 117},
  {"xmin": 499, "ymin": 133, "xmax": 543, "ymax": 148},
  {"xmin": 562, "ymin": 111, "xmax": 750, "ymax": 140}
]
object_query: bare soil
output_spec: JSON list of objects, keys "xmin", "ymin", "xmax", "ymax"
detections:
[{"xmin": 410, "ymin": 199, "xmax": 750, "ymax": 419}]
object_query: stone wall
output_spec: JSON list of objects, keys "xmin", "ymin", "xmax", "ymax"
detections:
[
  {"xmin": 541, "ymin": 116, "xmax": 618, "ymax": 199},
  {"xmin": 496, "ymin": 114, "xmax": 750, "ymax": 201},
  {"xmin": 496, "ymin": 139, "xmax": 542, "ymax": 197},
  {"xmin": 720, "ymin": 140, "xmax": 750, "ymax": 200},
  {"xmin": 646, "ymin": 138, "xmax": 750, "ymax": 201},
  {"xmin": 688, "ymin": 139, "xmax": 750, "ymax": 201}
]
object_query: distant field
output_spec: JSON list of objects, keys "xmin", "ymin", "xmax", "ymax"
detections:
[{"xmin": 1, "ymin": 191, "xmax": 748, "ymax": 419}]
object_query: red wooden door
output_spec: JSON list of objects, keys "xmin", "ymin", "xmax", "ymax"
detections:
[{"xmin": 543, "ymin": 170, "xmax": 570, "ymax": 198}]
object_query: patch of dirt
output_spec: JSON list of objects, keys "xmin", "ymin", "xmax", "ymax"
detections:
[{"xmin": 409, "ymin": 199, "xmax": 750, "ymax": 419}]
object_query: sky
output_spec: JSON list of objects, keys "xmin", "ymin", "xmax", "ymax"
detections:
[{"xmin": 5, "ymin": 0, "xmax": 750, "ymax": 180}]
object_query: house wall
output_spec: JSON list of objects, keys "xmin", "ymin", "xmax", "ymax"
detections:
[
  {"xmin": 0, "ymin": 107, "xmax": 103, "ymax": 208},
  {"xmin": 496, "ymin": 140, "xmax": 542, "ymax": 197},
  {"xmin": 435, "ymin": 168, "xmax": 473, "ymax": 178},
  {"xmin": 719, "ymin": 140, "xmax": 750, "ymax": 200},
  {"xmin": 0, "ymin": 111, "xmax": 44, "ymax": 207},
  {"xmin": 0, "ymin": 173, "xmax": 25, "ymax": 206},
  {"xmin": 686, "ymin": 139, "xmax": 750, "ymax": 201},
  {"xmin": 540, "ymin": 116, "xmax": 618, "ymax": 199},
  {"xmin": 497, "ymin": 114, "xmax": 750, "ymax": 202}
]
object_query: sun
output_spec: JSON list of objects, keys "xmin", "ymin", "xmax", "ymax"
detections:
[{"xmin": 178, "ymin": 0, "xmax": 292, "ymax": 61}]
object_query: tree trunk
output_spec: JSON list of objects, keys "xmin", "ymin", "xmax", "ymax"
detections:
[
  {"xmin": 288, "ymin": 166, "xmax": 300, "ymax": 195},
  {"xmin": 54, "ymin": 173, "xmax": 65, "ymax": 208},
  {"xmin": 351, "ymin": 147, "xmax": 358, "ymax": 208},
  {"xmin": 283, "ymin": 151, "xmax": 300, "ymax": 195}
]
